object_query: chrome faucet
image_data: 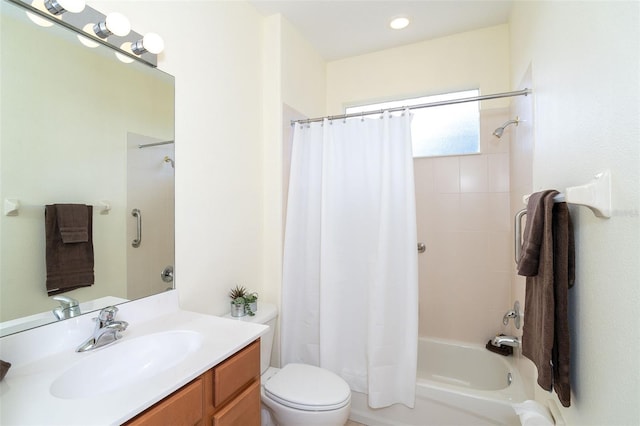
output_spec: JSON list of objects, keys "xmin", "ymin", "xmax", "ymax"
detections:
[
  {"xmin": 76, "ymin": 306, "xmax": 128, "ymax": 352},
  {"xmin": 492, "ymin": 335, "xmax": 520, "ymax": 347},
  {"xmin": 52, "ymin": 295, "xmax": 81, "ymax": 320}
]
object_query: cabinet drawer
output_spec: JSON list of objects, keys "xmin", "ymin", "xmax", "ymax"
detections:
[
  {"xmin": 213, "ymin": 340, "xmax": 260, "ymax": 407},
  {"xmin": 212, "ymin": 379, "xmax": 260, "ymax": 426},
  {"xmin": 125, "ymin": 377, "xmax": 203, "ymax": 426}
]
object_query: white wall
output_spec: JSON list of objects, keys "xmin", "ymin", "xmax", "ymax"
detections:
[
  {"xmin": 510, "ymin": 2, "xmax": 640, "ymax": 424},
  {"xmin": 90, "ymin": 1, "xmax": 266, "ymax": 316}
]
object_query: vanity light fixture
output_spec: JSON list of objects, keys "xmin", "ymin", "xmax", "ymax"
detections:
[
  {"xmin": 43, "ymin": 0, "xmax": 85, "ymax": 15},
  {"xmin": 131, "ymin": 33, "xmax": 164, "ymax": 55},
  {"xmin": 93, "ymin": 12, "xmax": 131, "ymax": 38},
  {"xmin": 389, "ymin": 16, "xmax": 410, "ymax": 30},
  {"xmin": 13, "ymin": 0, "xmax": 161, "ymax": 67}
]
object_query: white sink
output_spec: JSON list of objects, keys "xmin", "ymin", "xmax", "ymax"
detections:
[{"xmin": 50, "ymin": 330, "xmax": 203, "ymax": 399}]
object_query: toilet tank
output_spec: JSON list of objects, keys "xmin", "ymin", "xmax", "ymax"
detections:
[{"xmin": 241, "ymin": 302, "xmax": 278, "ymax": 374}]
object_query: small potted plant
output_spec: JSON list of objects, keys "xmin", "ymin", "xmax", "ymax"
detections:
[
  {"xmin": 244, "ymin": 292, "xmax": 258, "ymax": 316},
  {"xmin": 228, "ymin": 285, "xmax": 247, "ymax": 317}
]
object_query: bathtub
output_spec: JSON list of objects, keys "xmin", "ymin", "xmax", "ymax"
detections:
[{"xmin": 349, "ymin": 337, "xmax": 529, "ymax": 426}]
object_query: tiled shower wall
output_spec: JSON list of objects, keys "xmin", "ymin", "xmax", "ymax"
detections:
[{"xmin": 415, "ymin": 107, "xmax": 514, "ymax": 344}]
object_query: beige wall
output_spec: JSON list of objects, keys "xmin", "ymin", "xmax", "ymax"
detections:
[
  {"xmin": 510, "ymin": 2, "xmax": 640, "ymax": 424},
  {"xmin": 261, "ymin": 15, "xmax": 326, "ymax": 366},
  {"xmin": 326, "ymin": 24, "xmax": 511, "ymax": 114},
  {"xmin": 261, "ymin": 14, "xmax": 326, "ymax": 309}
]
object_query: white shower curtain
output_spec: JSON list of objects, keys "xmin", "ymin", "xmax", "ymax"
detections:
[{"xmin": 281, "ymin": 111, "xmax": 419, "ymax": 409}]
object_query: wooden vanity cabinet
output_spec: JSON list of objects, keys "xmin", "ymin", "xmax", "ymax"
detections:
[{"xmin": 124, "ymin": 339, "xmax": 260, "ymax": 426}]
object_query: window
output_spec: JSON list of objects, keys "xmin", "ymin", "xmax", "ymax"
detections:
[{"xmin": 345, "ymin": 89, "xmax": 480, "ymax": 158}]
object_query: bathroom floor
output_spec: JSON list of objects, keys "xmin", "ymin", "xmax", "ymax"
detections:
[{"xmin": 346, "ymin": 420, "xmax": 367, "ymax": 426}]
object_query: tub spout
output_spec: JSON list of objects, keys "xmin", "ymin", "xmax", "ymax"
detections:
[{"xmin": 492, "ymin": 335, "xmax": 520, "ymax": 347}]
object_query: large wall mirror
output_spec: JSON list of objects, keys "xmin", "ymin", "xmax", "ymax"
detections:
[{"xmin": 0, "ymin": 0, "xmax": 175, "ymax": 337}]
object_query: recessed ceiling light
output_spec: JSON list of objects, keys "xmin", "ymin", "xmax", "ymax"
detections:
[{"xmin": 390, "ymin": 16, "xmax": 410, "ymax": 30}]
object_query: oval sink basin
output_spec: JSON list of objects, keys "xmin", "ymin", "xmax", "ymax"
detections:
[{"xmin": 50, "ymin": 330, "xmax": 203, "ymax": 399}]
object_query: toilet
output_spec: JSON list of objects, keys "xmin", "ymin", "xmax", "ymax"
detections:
[{"xmin": 225, "ymin": 303, "xmax": 351, "ymax": 426}]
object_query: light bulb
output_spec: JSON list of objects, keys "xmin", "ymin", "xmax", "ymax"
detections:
[
  {"xmin": 27, "ymin": 0, "xmax": 54, "ymax": 26},
  {"xmin": 116, "ymin": 42, "xmax": 135, "ymax": 63},
  {"xmin": 389, "ymin": 16, "xmax": 410, "ymax": 30},
  {"xmin": 44, "ymin": 0, "xmax": 85, "ymax": 15},
  {"xmin": 77, "ymin": 24, "xmax": 100, "ymax": 48},
  {"xmin": 131, "ymin": 33, "xmax": 164, "ymax": 55},
  {"xmin": 94, "ymin": 12, "xmax": 131, "ymax": 38}
]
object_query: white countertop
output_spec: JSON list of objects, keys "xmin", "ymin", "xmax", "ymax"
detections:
[{"xmin": 0, "ymin": 291, "xmax": 268, "ymax": 425}]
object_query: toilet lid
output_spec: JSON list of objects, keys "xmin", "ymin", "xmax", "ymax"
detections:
[{"xmin": 264, "ymin": 363, "xmax": 351, "ymax": 411}]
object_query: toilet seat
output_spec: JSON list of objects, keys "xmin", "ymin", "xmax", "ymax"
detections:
[{"xmin": 264, "ymin": 363, "xmax": 351, "ymax": 412}]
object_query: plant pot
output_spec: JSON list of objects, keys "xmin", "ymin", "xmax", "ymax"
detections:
[
  {"xmin": 230, "ymin": 302, "xmax": 246, "ymax": 317},
  {"xmin": 248, "ymin": 301, "xmax": 257, "ymax": 313}
]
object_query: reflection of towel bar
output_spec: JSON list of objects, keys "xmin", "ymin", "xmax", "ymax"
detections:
[
  {"xmin": 131, "ymin": 208, "xmax": 142, "ymax": 248},
  {"xmin": 3, "ymin": 199, "xmax": 111, "ymax": 216}
]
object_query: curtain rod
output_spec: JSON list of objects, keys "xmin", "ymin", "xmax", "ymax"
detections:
[
  {"xmin": 290, "ymin": 88, "xmax": 532, "ymax": 126},
  {"xmin": 137, "ymin": 140, "xmax": 175, "ymax": 149}
]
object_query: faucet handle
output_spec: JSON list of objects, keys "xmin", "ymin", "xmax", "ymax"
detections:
[
  {"xmin": 98, "ymin": 306, "xmax": 119, "ymax": 323},
  {"xmin": 502, "ymin": 301, "xmax": 521, "ymax": 329},
  {"xmin": 52, "ymin": 295, "xmax": 81, "ymax": 320}
]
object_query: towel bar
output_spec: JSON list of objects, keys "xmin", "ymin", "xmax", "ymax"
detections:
[
  {"xmin": 514, "ymin": 209, "xmax": 527, "ymax": 263},
  {"xmin": 522, "ymin": 170, "xmax": 611, "ymax": 218}
]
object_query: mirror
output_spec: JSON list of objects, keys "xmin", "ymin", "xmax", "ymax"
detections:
[{"xmin": 0, "ymin": 0, "xmax": 175, "ymax": 337}]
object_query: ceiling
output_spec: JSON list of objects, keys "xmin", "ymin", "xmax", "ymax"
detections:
[{"xmin": 248, "ymin": 1, "xmax": 514, "ymax": 61}]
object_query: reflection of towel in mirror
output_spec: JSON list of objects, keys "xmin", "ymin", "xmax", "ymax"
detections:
[
  {"xmin": 518, "ymin": 191, "xmax": 575, "ymax": 408},
  {"xmin": 56, "ymin": 204, "xmax": 89, "ymax": 243},
  {"xmin": 45, "ymin": 204, "xmax": 95, "ymax": 295}
]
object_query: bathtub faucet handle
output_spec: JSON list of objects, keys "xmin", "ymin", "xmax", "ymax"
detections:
[{"xmin": 502, "ymin": 301, "xmax": 521, "ymax": 329}]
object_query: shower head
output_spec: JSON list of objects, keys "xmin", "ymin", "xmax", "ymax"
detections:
[
  {"xmin": 493, "ymin": 117, "xmax": 519, "ymax": 138},
  {"xmin": 163, "ymin": 155, "xmax": 175, "ymax": 168}
]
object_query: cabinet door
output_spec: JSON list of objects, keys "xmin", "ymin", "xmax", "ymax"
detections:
[
  {"xmin": 213, "ymin": 340, "xmax": 260, "ymax": 407},
  {"xmin": 125, "ymin": 378, "xmax": 203, "ymax": 426},
  {"xmin": 212, "ymin": 380, "xmax": 260, "ymax": 426}
]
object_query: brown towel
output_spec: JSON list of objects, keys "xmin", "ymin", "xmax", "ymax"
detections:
[
  {"xmin": 0, "ymin": 360, "xmax": 10, "ymax": 381},
  {"xmin": 517, "ymin": 190, "xmax": 556, "ymax": 276},
  {"xmin": 519, "ymin": 191, "xmax": 575, "ymax": 407},
  {"xmin": 45, "ymin": 204, "xmax": 95, "ymax": 295},
  {"xmin": 56, "ymin": 204, "xmax": 89, "ymax": 243}
]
